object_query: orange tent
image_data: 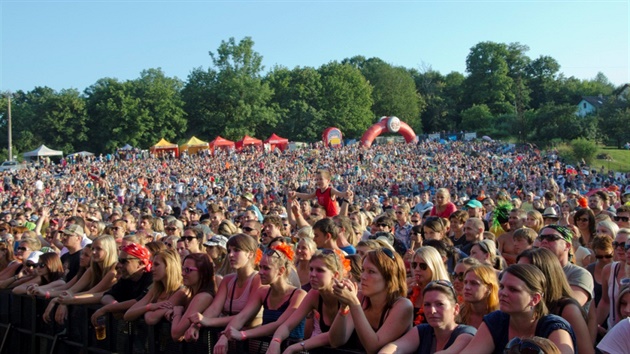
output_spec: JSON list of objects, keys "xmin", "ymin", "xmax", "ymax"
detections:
[
  {"xmin": 264, "ymin": 133, "xmax": 289, "ymax": 152},
  {"xmin": 235, "ymin": 135, "xmax": 263, "ymax": 151},
  {"xmin": 150, "ymin": 138, "xmax": 179, "ymax": 157},
  {"xmin": 209, "ymin": 136, "xmax": 235, "ymax": 154}
]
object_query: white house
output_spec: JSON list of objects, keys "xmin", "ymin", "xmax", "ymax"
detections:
[{"xmin": 576, "ymin": 95, "xmax": 605, "ymax": 117}]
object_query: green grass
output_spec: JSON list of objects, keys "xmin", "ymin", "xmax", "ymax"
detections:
[{"xmin": 596, "ymin": 146, "xmax": 630, "ymax": 173}]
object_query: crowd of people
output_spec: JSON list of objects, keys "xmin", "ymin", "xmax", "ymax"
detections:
[{"xmin": 1, "ymin": 139, "xmax": 630, "ymax": 354}]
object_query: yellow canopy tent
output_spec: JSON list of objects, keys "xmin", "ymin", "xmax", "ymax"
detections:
[
  {"xmin": 150, "ymin": 138, "xmax": 179, "ymax": 157},
  {"xmin": 180, "ymin": 136, "xmax": 209, "ymax": 155}
]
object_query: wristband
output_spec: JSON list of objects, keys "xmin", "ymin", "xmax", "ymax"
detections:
[
  {"xmin": 45, "ymin": 291, "xmax": 50, "ymax": 300},
  {"xmin": 339, "ymin": 306, "xmax": 350, "ymax": 316},
  {"xmin": 272, "ymin": 337, "xmax": 282, "ymax": 344},
  {"xmin": 240, "ymin": 331, "xmax": 247, "ymax": 341}
]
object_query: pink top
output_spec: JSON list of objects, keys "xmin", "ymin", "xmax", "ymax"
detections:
[{"xmin": 429, "ymin": 202, "xmax": 457, "ymax": 218}]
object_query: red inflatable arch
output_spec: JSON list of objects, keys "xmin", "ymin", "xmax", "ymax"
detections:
[{"xmin": 360, "ymin": 116, "xmax": 416, "ymax": 148}]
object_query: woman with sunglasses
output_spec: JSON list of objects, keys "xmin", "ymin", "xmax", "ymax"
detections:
[
  {"xmin": 573, "ymin": 209, "xmax": 596, "ymax": 249},
  {"xmin": 13, "ymin": 252, "xmax": 64, "ymax": 295},
  {"xmin": 213, "ymin": 244, "xmax": 307, "ymax": 354},
  {"xmin": 45, "ymin": 235, "xmax": 118, "ymax": 325},
  {"xmin": 409, "ymin": 247, "xmax": 451, "ymax": 323},
  {"xmin": 461, "ymin": 264, "xmax": 576, "ymax": 354},
  {"xmin": 169, "ymin": 253, "xmax": 218, "ymax": 341},
  {"xmin": 597, "ymin": 228, "xmax": 629, "ymax": 331},
  {"xmin": 125, "ymin": 249, "xmax": 186, "ymax": 324},
  {"xmin": 0, "ymin": 237, "xmax": 36, "ymax": 282},
  {"xmin": 459, "ymin": 264, "xmax": 499, "ymax": 328},
  {"xmin": 267, "ymin": 249, "xmax": 348, "ymax": 354},
  {"xmin": 327, "ymin": 248, "xmax": 412, "ymax": 353},
  {"xmin": 32, "ymin": 245, "xmax": 92, "ymax": 298},
  {"xmin": 451, "ymin": 257, "xmax": 481, "ymax": 300},
  {"xmin": 185, "ymin": 234, "xmax": 262, "ymax": 341},
  {"xmin": 379, "ymin": 280, "xmax": 476, "ymax": 354},
  {"xmin": 585, "ymin": 236, "xmax": 614, "ymax": 310},
  {"xmin": 517, "ymin": 248, "xmax": 593, "ymax": 354}
]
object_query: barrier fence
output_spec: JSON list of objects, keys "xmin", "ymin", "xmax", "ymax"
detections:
[{"xmin": 0, "ymin": 291, "xmax": 362, "ymax": 354}]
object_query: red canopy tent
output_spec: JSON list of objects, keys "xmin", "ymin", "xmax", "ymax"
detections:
[
  {"xmin": 235, "ymin": 135, "xmax": 263, "ymax": 151},
  {"xmin": 264, "ymin": 133, "xmax": 289, "ymax": 152},
  {"xmin": 209, "ymin": 136, "xmax": 235, "ymax": 154}
]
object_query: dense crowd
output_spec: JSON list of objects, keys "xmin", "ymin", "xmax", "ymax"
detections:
[{"xmin": 1, "ymin": 140, "xmax": 630, "ymax": 354}]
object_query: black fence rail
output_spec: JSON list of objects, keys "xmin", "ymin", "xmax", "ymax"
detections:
[{"xmin": 0, "ymin": 291, "xmax": 363, "ymax": 354}]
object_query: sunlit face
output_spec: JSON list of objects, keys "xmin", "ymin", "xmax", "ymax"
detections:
[
  {"xmin": 613, "ymin": 233, "xmax": 629, "ymax": 261},
  {"xmin": 356, "ymin": 245, "xmax": 370, "ymax": 258},
  {"xmin": 423, "ymin": 227, "xmax": 442, "ymax": 241},
  {"xmin": 593, "ymin": 248, "xmax": 614, "ymax": 265},
  {"xmin": 412, "ymin": 255, "xmax": 432, "ymax": 286},
  {"xmin": 36, "ymin": 261, "xmax": 49, "ymax": 277},
  {"xmin": 463, "ymin": 271, "xmax": 489, "ymax": 303},
  {"xmin": 513, "ymin": 237, "xmax": 532, "ymax": 256},
  {"xmin": 182, "ymin": 258, "xmax": 200, "ymax": 287},
  {"xmin": 210, "ymin": 212, "xmax": 224, "ymax": 229},
  {"xmin": 296, "ymin": 240, "xmax": 313, "ymax": 262},
  {"xmin": 470, "ymin": 244, "xmax": 489, "ymax": 264},
  {"xmin": 16, "ymin": 242, "xmax": 32, "ymax": 262},
  {"xmin": 508, "ymin": 212, "xmax": 523, "ymax": 229},
  {"xmin": 423, "ymin": 290, "xmax": 458, "ymax": 329},
  {"xmin": 117, "ymin": 251, "xmax": 143, "ymax": 279},
  {"xmin": 313, "ymin": 228, "xmax": 327, "ymax": 249},
  {"xmin": 227, "ymin": 246, "xmax": 252, "ymax": 270},
  {"xmin": 309, "ymin": 258, "xmax": 337, "ymax": 290},
  {"xmin": 360, "ymin": 258, "xmax": 385, "ymax": 297},
  {"xmin": 177, "ymin": 241, "xmax": 189, "ymax": 259},
  {"xmin": 152, "ymin": 255, "xmax": 166, "ymax": 282},
  {"xmin": 91, "ymin": 240, "xmax": 107, "ymax": 263},
  {"xmin": 539, "ymin": 229, "xmax": 569, "ymax": 259},
  {"xmin": 561, "ymin": 203, "xmax": 571, "ymax": 214},
  {"xmin": 258, "ymin": 255, "xmax": 282, "ymax": 286},
  {"xmin": 596, "ymin": 225, "xmax": 615, "ymax": 238},
  {"xmin": 435, "ymin": 192, "xmax": 448, "ymax": 206},
  {"xmin": 80, "ymin": 247, "xmax": 92, "ymax": 267},
  {"xmin": 498, "ymin": 272, "xmax": 536, "ymax": 314},
  {"xmin": 525, "ymin": 215, "xmax": 539, "ymax": 230},
  {"xmin": 450, "ymin": 219, "xmax": 465, "ymax": 233}
]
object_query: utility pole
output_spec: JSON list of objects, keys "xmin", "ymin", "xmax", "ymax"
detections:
[{"xmin": 7, "ymin": 92, "xmax": 12, "ymax": 161}]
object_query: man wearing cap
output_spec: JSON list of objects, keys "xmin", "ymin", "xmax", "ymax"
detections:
[
  {"xmin": 60, "ymin": 224, "xmax": 86, "ymax": 282},
  {"xmin": 539, "ymin": 225, "xmax": 594, "ymax": 307},
  {"xmin": 240, "ymin": 193, "xmax": 263, "ymax": 223},
  {"xmin": 465, "ymin": 199, "xmax": 490, "ymax": 231},
  {"xmin": 90, "ymin": 243, "xmax": 153, "ymax": 329}
]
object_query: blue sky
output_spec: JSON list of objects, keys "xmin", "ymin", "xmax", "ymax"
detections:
[{"xmin": 1, "ymin": 0, "xmax": 628, "ymax": 93}]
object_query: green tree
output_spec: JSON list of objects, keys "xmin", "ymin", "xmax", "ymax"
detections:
[
  {"xmin": 570, "ymin": 138, "xmax": 598, "ymax": 164},
  {"xmin": 346, "ymin": 57, "xmax": 424, "ymax": 132},
  {"xmin": 85, "ymin": 78, "xmax": 144, "ymax": 151},
  {"xmin": 463, "ymin": 42, "xmax": 515, "ymax": 115},
  {"xmin": 182, "ymin": 67, "xmax": 217, "ymax": 139},
  {"xmin": 412, "ymin": 68, "xmax": 464, "ymax": 133},
  {"xmin": 531, "ymin": 103, "xmax": 583, "ymax": 144},
  {"xmin": 317, "ymin": 62, "xmax": 373, "ymax": 138},
  {"xmin": 265, "ymin": 66, "xmax": 325, "ymax": 141},
  {"xmin": 526, "ymin": 55, "xmax": 561, "ymax": 109},
  {"xmin": 461, "ymin": 104, "xmax": 494, "ymax": 135},
  {"xmin": 598, "ymin": 95, "xmax": 630, "ymax": 148},
  {"xmin": 208, "ymin": 37, "xmax": 278, "ymax": 140}
]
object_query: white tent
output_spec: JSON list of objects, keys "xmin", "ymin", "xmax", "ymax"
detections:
[
  {"xmin": 67, "ymin": 151, "xmax": 94, "ymax": 157},
  {"xmin": 23, "ymin": 145, "xmax": 63, "ymax": 158}
]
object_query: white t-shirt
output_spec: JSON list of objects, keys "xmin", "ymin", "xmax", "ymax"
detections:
[
  {"xmin": 35, "ymin": 180, "xmax": 44, "ymax": 191},
  {"xmin": 598, "ymin": 318, "xmax": 630, "ymax": 354}
]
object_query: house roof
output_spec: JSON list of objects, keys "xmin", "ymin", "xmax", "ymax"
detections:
[{"xmin": 581, "ymin": 96, "xmax": 606, "ymax": 107}]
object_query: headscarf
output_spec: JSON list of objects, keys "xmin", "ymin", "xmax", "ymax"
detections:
[{"xmin": 122, "ymin": 243, "xmax": 152, "ymax": 272}]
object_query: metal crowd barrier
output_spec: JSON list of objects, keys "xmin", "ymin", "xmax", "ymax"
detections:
[{"xmin": 0, "ymin": 291, "xmax": 363, "ymax": 354}]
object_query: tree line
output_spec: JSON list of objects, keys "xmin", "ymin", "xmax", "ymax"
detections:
[{"xmin": 0, "ymin": 37, "xmax": 628, "ymax": 157}]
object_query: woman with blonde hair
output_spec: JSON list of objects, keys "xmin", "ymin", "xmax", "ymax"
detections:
[
  {"xmin": 460, "ymin": 264, "xmax": 499, "ymax": 328},
  {"xmin": 470, "ymin": 239, "xmax": 504, "ymax": 272},
  {"xmin": 526, "ymin": 210, "xmax": 545, "ymax": 233},
  {"xmin": 125, "ymin": 249, "xmax": 186, "ymax": 324},
  {"xmin": 44, "ymin": 235, "xmax": 118, "ymax": 324},
  {"xmin": 430, "ymin": 188, "xmax": 457, "ymax": 219},
  {"xmin": 217, "ymin": 219, "xmax": 240, "ymax": 237},
  {"xmin": 295, "ymin": 237, "xmax": 317, "ymax": 291},
  {"xmin": 409, "ymin": 246, "xmax": 451, "ymax": 324}
]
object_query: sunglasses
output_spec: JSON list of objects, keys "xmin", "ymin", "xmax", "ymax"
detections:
[
  {"xmin": 410, "ymin": 262, "xmax": 429, "ymax": 270},
  {"xmin": 451, "ymin": 271, "xmax": 465, "ymax": 282},
  {"xmin": 36, "ymin": 263, "xmax": 46, "ymax": 269},
  {"xmin": 504, "ymin": 337, "xmax": 544, "ymax": 354},
  {"xmin": 377, "ymin": 223, "xmax": 389, "ymax": 228},
  {"xmin": 576, "ymin": 217, "xmax": 589, "ymax": 223},
  {"xmin": 182, "ymin": 266, "xmax": 198, "ymax": 274},
  {"xmin": 17, "ymin": 247, "xmax": 28, "ymax": 252},
  {"xmin": 612, "ymin": 241, "xmax": 625, "ymax": 249},
  {"xmin": 265, "ymin": 248, "xmax": 283, "ymax": 259},
  {"xmin": 395, "ymin": 211, "xmax": 404, "ymax": 215},
  {"xmin": 242, "ymin": 227, "xmax": 256, "ymax": 232},
  {"xmin": 181, "ymin": 236, "xmax": 197, "ymax": 242},
  {"xmin": 166, "ymin": 227, "xmax": 177, "ymax": 231},
  {"xmin": 163, "ymin": 242, "xmax": 172, "ymax": 248},
  {"xmin": 595, "ymin": 254, "xmax": 614, "ymax": 259},
  {"xmin": 25, "ymin": 263, "xmax": 36, "ymax": 269},
  {"xmin": 425, "ymin": 279, "xmax": 457, "ymax": 299},
  {"xmin": 410, "ymin": 219, "xmax": 420, "ymax": 223},
  {"xmin": 615, "ymin": 216, "xmax": 630, "ymax": 223},
  {"xmin": 380, "ymin": 248, "xmax": 395, "ymax": 260},
  {"xmin": 538, "ymin": 234, "xmax": 563, "ymax": 243}
]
